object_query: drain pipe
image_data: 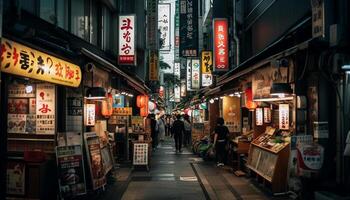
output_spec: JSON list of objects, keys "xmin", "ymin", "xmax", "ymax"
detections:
[{"xmin": 233, "ymin": 0, "xmax": 240, "ymax": 68}]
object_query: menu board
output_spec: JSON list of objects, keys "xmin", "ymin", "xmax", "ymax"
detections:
[
  {"xmin": 84, "ymin": 132, "xmax": 106, "ymax": 190},
  {"xmin": 6, "ymin": 161, "xmax": 25, "ymax": 195},
  {"xmin": 101, "ymin": 146, "xmax": 114, "ymax": 175},
  {"xmin": 279, "ymin": 104, "xmax": 289, "ymax": 130},
  {"xmin": 84, "ymin": 104, "xmax": 95, "ymax": 126},
  {"xmin": 56, "ymin": 145, "xmax": 86, "ymax": 198},
  {"xmin": 36, "ymin": 83, "xmax": 56, "ymax": 134},
  {"xmin": 133, "ymin": 143, "xmax": 148, "ymax": 165}
]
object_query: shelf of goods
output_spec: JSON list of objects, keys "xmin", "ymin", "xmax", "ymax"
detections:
[{"xmin": 247, "ymin": 133, "xmax": 290, "ymax": 193}]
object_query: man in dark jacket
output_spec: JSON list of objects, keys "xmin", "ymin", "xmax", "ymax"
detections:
[{"xmin": 172, "ymin": 115, "xmax": 185, "ymax": 153}]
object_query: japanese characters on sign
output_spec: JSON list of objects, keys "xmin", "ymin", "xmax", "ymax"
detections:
[
  {"xmin": 264, "ymin": 107, "xmax": 272, "ymax": 123},
  {"xmin": 191, "ymin": 58, "xmax": 200, "ymax": 89},
  {"xmin": 201, "ymin": 51, "xmax": 213, "ymax": 87},
  {"xmin": 213, "ymin": 19, "xmax": 229, "ymax": 72},
  {"xmin": 174, "ymin": 0, "xmax": 180, "ymax": 59},
  {"xmin": 179, "ymin": 0, "xmax": 198, "ymax": 57},
  {"xmin": 174, "ymin": 62, "xmax": 181, "ymax": 79},
  {"xmin": 279, "ymin": 104, "xmax": 289, "ymax": 130},
  {"xmin": 0, "ymin": 38, "xmax": 81, "ymax": 87},
  {"xmin": 113, "ymin": 107, "xmax": 132, "ymax": 116},
  {"xmin": 147, "ymin": 0, "xmax": 158, "ymax": 50},
  {"xmin": 311, "ymin": 0, "xmax": 325, "ymax": 38},
  {"xmin": 149, "ymin": 50, "xmax": 158, "ymax": 81},
  {"xmin": 158, "ymin": 4, "xmax": 171, "ymax": 51},
  {"xmin": 36, "ymin": 83, "xmax": 55, "ymax": 134},
  {"xmin": 118, "ymin": 15, "xmax": 136, "ymax": 65},
  {"xmin": 186, "ymin": 59, "xmax": 192, "ymax": 91},
  {"xmin": 6, "ymin": 161, "xmax": 25, "ymax": 195},
  {"xmin": 84, "ymin": 104, "xmax": 95, "ymax": 126}
]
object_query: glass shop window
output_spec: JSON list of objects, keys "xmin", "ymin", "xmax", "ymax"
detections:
[
  {"xmin": 39, "ymin": 0, "xmax": 68, "ymax": 30},
  {"xmin": 71, "ymin": 0, "xmax": 88, "ymax": 40}
]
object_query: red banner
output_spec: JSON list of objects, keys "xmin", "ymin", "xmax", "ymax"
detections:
[{"xmin": 213, "ymin": 19, "xmax": 229, "ymax": 72}]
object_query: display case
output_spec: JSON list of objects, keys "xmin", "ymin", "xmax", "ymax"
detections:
[{"xmin": 247, "ymin": 127, "xmax": 290, "ymax": 193}]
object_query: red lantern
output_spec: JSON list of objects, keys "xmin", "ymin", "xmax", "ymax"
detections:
[
  {"xmin": 137, "ymin": 95, "xmax": 148, "ymax": 108},
  {"xmin": 245, "ymin": 87, "xmax": 257, "ymax": 110}
]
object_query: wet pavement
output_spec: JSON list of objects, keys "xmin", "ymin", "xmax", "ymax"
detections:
[{"xmin": 95, "ymin": 137, "xmax": 292, "ymax": 200}]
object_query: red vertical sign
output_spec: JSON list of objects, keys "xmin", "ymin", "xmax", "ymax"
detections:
[{"xmin": 213, "ymin": 18, "xmax": 228, "ymax": 72}]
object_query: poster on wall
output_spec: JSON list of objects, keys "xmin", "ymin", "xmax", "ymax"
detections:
[
  {"xmin": 56, "ymin": 145, "xmax": 86, "ymax": 198},
  {"xmin": 8, "ymin": 84, "xmax": 36, "ymax": 98},
  {"xmin": 6, "ymin": 161, "xmax": 25, "ymax": 195},
  {"xmin": 222, "ymin": 97, "xmax": 241, "ymax": 132},
  {"xmin": 213, "ymin": 18, "xmax": 229, "ymax": 72},
  {"xmin": 118, "ymin": 15, "xmax": 136, "ymax": 65},
  {"xmin": 36, "ymin": 83, "xmax": 55, "ymax": 134},
  {"xmin": 191, "ymin": 58, "xmax": 200, "ymax": 89},
  {"xmin": 25, "ymin": 114, "xmax": 36, "ymax": 134},
  {"xmin": 29, "ymin": 98, "xmax": 36, "ymax": 114},
  {"xmin": 8, "ymin": 98, "xmax": 29, "ymax": 114},
  {"xmin": 84, "ymin": 104, "xmax": 96, "ymax": 126},
  {"xmin": 84, "ymin": 132, "xmax": 106, "ymax": 190},
  {"xmin": 113, "ymin": 95, "xmax": 125, "ymax": 108},
  {"xmin": 158, "ymin": 3, "xmax": 171, "ymax": 51},
  {"xmin": 201, "ymin": 51, "xmax": 213, "ymax": 87},
  {"xmin": 174, "ymin": 62, "xmax": 181, "ymax": 79},
  {"xmin": 7, "ymin": 114, "xmax": 26, "ymax": 133},
  {"xmin": 279, "ymin": 104, "xmax": 290, "ymax": 130}
]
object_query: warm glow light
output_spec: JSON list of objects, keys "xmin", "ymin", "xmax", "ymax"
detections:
[
  {"xmin": 253, "ymin": 96, "xmax": 294, "ymax": 102},
  {"xmin": 209, "ymin": 99, "xmax": 215, "ymax": 104}
]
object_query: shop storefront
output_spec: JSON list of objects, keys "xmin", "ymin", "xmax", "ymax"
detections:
[{"xmin": 1, "ymin": 38, "xmax": 82, "ymax": 199}]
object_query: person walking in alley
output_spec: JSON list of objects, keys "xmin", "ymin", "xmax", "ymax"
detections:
[
  {"xmin": 157, "ymin": 115, "xmax": 166, "ymax": 142},
  {"xmin": 183, "ymin": 115, "xmax": 192, "ymax": 147},
  {"xmin": 213, "ymin": 117, "xmax": 229, "ymax": 167},
  {"xmin": 172, "ymin": 115, "xmax": 185, "ymax": 153},
  {"xmin": 149, "ymin": 114, "xmax": 158, "ymax": 150}
]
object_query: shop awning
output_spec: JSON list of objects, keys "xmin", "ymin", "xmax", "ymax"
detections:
[{"xmin": 81, "ymin": 48, "xmax": 150, "ymax": 94}]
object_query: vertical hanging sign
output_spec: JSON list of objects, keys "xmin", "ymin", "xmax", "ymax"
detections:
[
  {"xmin": 201, "ymin": 51, "xmax": 213, "ymax": 86},
  {"xmin": 118, "ymin": 15, "xmax": 136, "ymax": 65},
  {"xmin": 179, "ymin": 0, "xmax": 198, "ymax": 57},
  {"xmin": 149, "ymin": 50, "xmax": 158, "ymax": 81},
  {"xmin": 256, "ymin": 108, "xmax": 263, "ymax": 126},
  {"xmin": 186, "ymin": 59, "xmax": 192, "ymax": 91},
  {"xmin": 174, "ymin": 85, "xmax": 181, "ymax": 102},
  {"xmin": 36, "ymin": 83, "xmax": 55, "ymax": 134},
  {"xmin": 174, "ymin": 62, "xmax": 181, "ymax": 80},
  {"xmin": 213, "ymin": 18, "xmax": 229, "ymax": 72},
  {"xmin": 147, "ymin": 0, "xmax": 157, "ymax": 49},
  {"xmin": 158, "ymin": 4, "xmax": 171, "ymax": 51},
  {"xmin": 279, "ymin": 104, "xmax": 289, "ymax": 130},
  {"xmin": 191, "ymin": 58, "xmax": 200, "ymax": 89}
]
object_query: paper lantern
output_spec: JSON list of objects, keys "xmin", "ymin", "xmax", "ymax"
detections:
[
  {"xmin": 137, "ymin": 95, "xmax": 148, "ymax": 108},
  {"xmin": 102, "ymin": 93, "xmax": 113, "ymax": 117},
  {"xmin": 245, "ymin": 88, "xmax": 257, "ymax": 110}
]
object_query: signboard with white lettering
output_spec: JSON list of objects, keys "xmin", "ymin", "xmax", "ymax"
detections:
[
  {"xmin": 213, "ymin": 18, "xmax": 229, "ymax": 72},
  {"xmin": 118, "ymin": 15, "xmax": 136, "ymax": 65},
  {"xmin": 179, "ymin": 0, "xmax": 198, "ymax": 57}
]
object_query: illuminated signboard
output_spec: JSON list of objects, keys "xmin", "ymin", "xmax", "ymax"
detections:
[
  {"xmin": 213, "ymin": 18, "xmax": 229, "ymax": 72},
  {"xmin": 191, "ymin": 58, "xmax": 200, "ymax": 89},
  {"xmin": 201, "ymin": 51, "xmax": 213, "ymax": 86},
  {"xmin": 118, "ymin": 15, "xmax": 136, "ymax": 65}
]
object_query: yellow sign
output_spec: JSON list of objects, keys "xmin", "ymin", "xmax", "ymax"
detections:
[
  {"xmin": 113, "ymin": 107, "xmax": 132, "ymax": 116},
  {"xmin": 149, "ymin": 50, "xmax": 158, "ymax": 81},
  {"xmin": 1, "ymin": 38, "xmax": 81, "ymax": 87},
  {"xmin": 201, "ymin": 51, "xmax": 212, "ymax": 74}
]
